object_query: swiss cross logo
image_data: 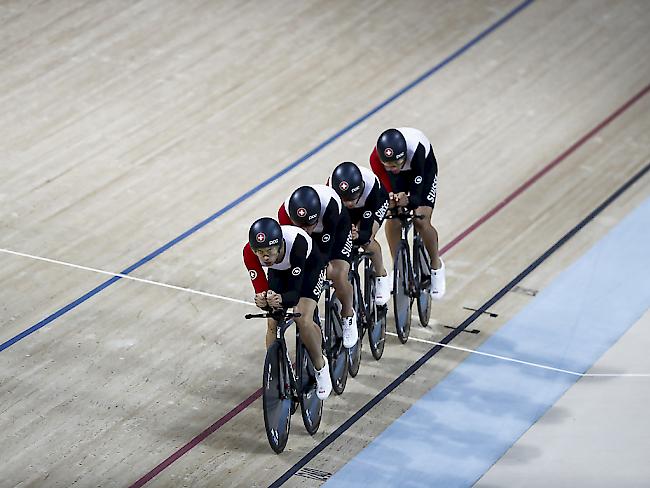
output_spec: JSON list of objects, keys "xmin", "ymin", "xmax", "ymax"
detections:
[
  {"xmin": 383, "ymin": 147, "xmax": 394, "ymax": 158},
  {"xmin": 339, "ymin": 181, "xmax": 349, "ymax": 191},
  {"xmin": 256, "ymin": 232, "xmax": 266, "ymax": 243},
  {"xmin": 297, "ymin": 207, "xmax": 307, "ymax": 218}
]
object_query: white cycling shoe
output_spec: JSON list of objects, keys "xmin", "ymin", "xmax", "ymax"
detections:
[
  {"xmin": 315, "ymin": 355, "xmax": 332, "ymax": 400},
  {"xmin": 430, "ymin": 259, "xmax": 446, "ymax": 300},
  {"xmin": 375, "ymin": 274, "xmax": 392, "ymax": 306},
  {"xmin": 342, "ymin": 314, "xmax": 359, "ymax": 348}
]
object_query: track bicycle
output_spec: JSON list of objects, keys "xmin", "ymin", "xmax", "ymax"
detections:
[
  {"xmin": 245, "ymin": 308, "xmax": 322, "ymax": 454},
  {"xmin": 385, "ymin": 207, "xmax": 432, "ymax": 343},
  {"xmin": 347, "ymin": 246, "xmax": 387, "ymax": 375},
  {"xmin": 317, "ymin": 278, "xmax": 349, "ymax": 395}
]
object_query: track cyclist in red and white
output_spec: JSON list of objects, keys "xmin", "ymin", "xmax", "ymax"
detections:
[
  {"xmin": 370, "ymin": 127, "xmax": 446, "ymax": 299},
  {"xmin": 243, "ymin": 217, "xmax": 332, "ymax": 400},
  {"xmin": 278, "ymin": 185, "xmax": 359, "ymax": 349},
  {"xmin": 328, "ymin": 161, "xmax": 392, "ymax": 306}
]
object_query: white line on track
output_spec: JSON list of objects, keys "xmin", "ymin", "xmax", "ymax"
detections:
[
  {"xmin": 4, "ymin": 247, "xmax": 646, "ymax": 377},
  {"xmin": 385, "ymin": 332, "xmax": 650, "ymax": 378},
  {"xmin": 0, "ymin": 248, "xmax": 256, "ymax": 307}
]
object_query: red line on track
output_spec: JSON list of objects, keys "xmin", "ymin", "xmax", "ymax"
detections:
[
  {"xmin": 129, "ymin": 388, "xmax": 262, "ymax": 488},
  {"xmin": 128, "ymin": 82, "xmax": 649, "ymax": 488},
  {"xmin": 440, "ymin": 83, "xmax": 650, "ymax": 253}
]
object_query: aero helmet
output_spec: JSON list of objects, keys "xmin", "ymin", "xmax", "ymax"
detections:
[
  {"xmin": 249, "ymin": 217, "xmax": 283, "ymax": 250},
  {"xmin": 377, "ymin": 128, "xmax": 407, "ymax": 165},
  {"xmin": 331, "ymin": 161, "xmax": 364, "ymax": 202},
  {"xmin": 288, "ymin": 186, "xmax": 320, "ymax": 226}
]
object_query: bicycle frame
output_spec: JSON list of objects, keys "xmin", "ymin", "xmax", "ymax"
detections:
[
  {"xmin": 320, "ymin": 278, "xmax": 348, "ymax": 394},
  {"xmin": 349, "ymin": 247, "xmax": 374, "ymax": 329},
  {"xmin": 387, "ymin": 208, "xmax": 424, "ymax": 298},
  {"xmin": 246, "ymin": 310, "xmax": 302, "ymax": 400},
  {"xmin": 321, "ymin": 279, "xmax": 343, "ymax": 347}
]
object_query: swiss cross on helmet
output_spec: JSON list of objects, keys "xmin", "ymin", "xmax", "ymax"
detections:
[
  {"xmin": 377, "ymin": 128, "xmax": 407, "ymax": 165},
  {"xmin": 249, "ymin": 217, "xmax": 283, "ymax": 250},
  {"xmin": 288, "ymin": 186, "xmax": 320, "ymax": 226},
  {"xmin": 331, "ymin": 161, "xmax": 363, "ymax": 202}
]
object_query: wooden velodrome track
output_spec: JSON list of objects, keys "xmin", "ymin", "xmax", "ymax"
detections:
[{"xmin": 1, "ymin": 1, "xmax": 649, "ymax": 486}]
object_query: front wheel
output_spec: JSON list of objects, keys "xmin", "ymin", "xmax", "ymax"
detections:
[
  {"xmin": 393, "ymin": 244, "xmax": 412, "ymax": 343},
  {"xmin": 262, "ymin": 341, "xmax": 292, "ymax": 454}
]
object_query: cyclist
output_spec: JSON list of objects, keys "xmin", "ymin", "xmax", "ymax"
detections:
[
  {"xmin": 328, "ymin": 161, "xmax": 391, "ymax": 306},
  {"xmin": 243, "ymin": 217, "xmax": 332, "ymax": 400},
  {"xmin": 278, "ymin": 185, "xmax": 359, "ymax": 348},
  {"xmin": 370, "ymin": 127, "xmax": 446, "ymax": 299}
]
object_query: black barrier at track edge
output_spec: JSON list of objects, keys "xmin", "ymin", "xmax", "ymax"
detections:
[{"xmin": 269, "ymin": 161, "xmax": 650, "ymax": 487}]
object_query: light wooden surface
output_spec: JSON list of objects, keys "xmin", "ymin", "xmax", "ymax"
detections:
[{"xmin": 1, "ymin": 0, "xmax": 649, "ymax": 486}]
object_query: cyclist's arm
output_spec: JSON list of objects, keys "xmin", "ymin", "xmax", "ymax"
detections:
[
  {"xmin": 280, "ymin": 234, "xmax": 310, "ymax": 307},
  {"xmin": 277, "ymin": 202, "xmax": 292, "ymax": 225},
  {"xmin": 318, "ymin": 199, "xmax": 340, "ymax": 257},
  {"xmin": 243, "ymin": 243, "xmax": 268, "ymax": 292},
  {"xmin": 370, "ymin": 148, "xmax": 393, "ymax": 192},
  {"xmin": 356, "ymin": 185, "xmax": 381, "ymax": 245},
  {"xmin": 406, "ymin": 144, "xmax": 428, "ymax": 210}
]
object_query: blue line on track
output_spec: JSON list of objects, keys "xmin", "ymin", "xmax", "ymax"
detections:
[{"xmin": 1, "ymin": 0, "xmax": 535, "ymax": 353}]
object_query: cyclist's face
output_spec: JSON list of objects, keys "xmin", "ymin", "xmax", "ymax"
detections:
[
  {"xmin": 382, "ymin": 157, "xmax": 405, "ymax": 174},
  {"xmin": 342, "ymin": 198, "xmax": 356, "ymax": 209},
  {"xmin": 254, "ymin": 246, "xmax": 281, "ymax": 265}
]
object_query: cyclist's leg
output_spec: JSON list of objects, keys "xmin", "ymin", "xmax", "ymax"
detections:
[
  {"xmin": 412, "ymin": 205, "xmax": 441, "ymax": 269},
  {"xmin": 294, "ymin": 296, "xmax": 331, "ymax": 400},
  {"xmin": 413, "ymin": 158, "xmax": 441, "ymax": 269},
  {"xmin": 365, "ymin": 221, "xmax": 387, "ymax": 277},
  {"xmin": 294, "ymin": 298, "xmax": 325, "ymax": 370},
  {"xmin": 413, "ymin": 204, "xmax": 445, "ymax": 299},
  {"xmin": 366, "ymin": 221, "xmax": 392, "ymax": 305},
  {"xmin": 327, "ymin": 210, "xmax": 354, "ymax": 318},
  {"xmin": 328, "ymin": 259, "xmax": 353, "ymax": 316},
  {"xmin": 327, "ymin": 211, "xmax": 359, "ymax": 347},
  {"xmin": 384, "ymin": 216, "xmax": 401, "ymax": 261},
  {"xmin": 293, "ymin": 252, "xmax": 326, "ymax": 370},
  {"xmin": 266, "ymin": 318, "xmax": 278, "ymax": 349}
]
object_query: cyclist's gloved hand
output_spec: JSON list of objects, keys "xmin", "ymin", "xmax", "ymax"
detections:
[
  {"xmin": 351, "ymin": 224, "xmax": 359, "ymax": 241},
  {"xmin": 254, "ymin": 292, "xmax": 268, "ymax": 309},
  {"xmin": 393, "ymin": 192, "xmax": 409, "ymax": 207},
  {"xmin": 266, "ymin": 290, "xmax": 283, "ymax": 309}
]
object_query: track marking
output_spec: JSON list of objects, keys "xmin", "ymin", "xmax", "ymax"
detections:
[
  {"xmin": 386, "ymin": 332, "xmax": 650, "ymax": 377},
  {"xmin": 0, "ymin": 248, "xmax": 255, "ymax": 307}
]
